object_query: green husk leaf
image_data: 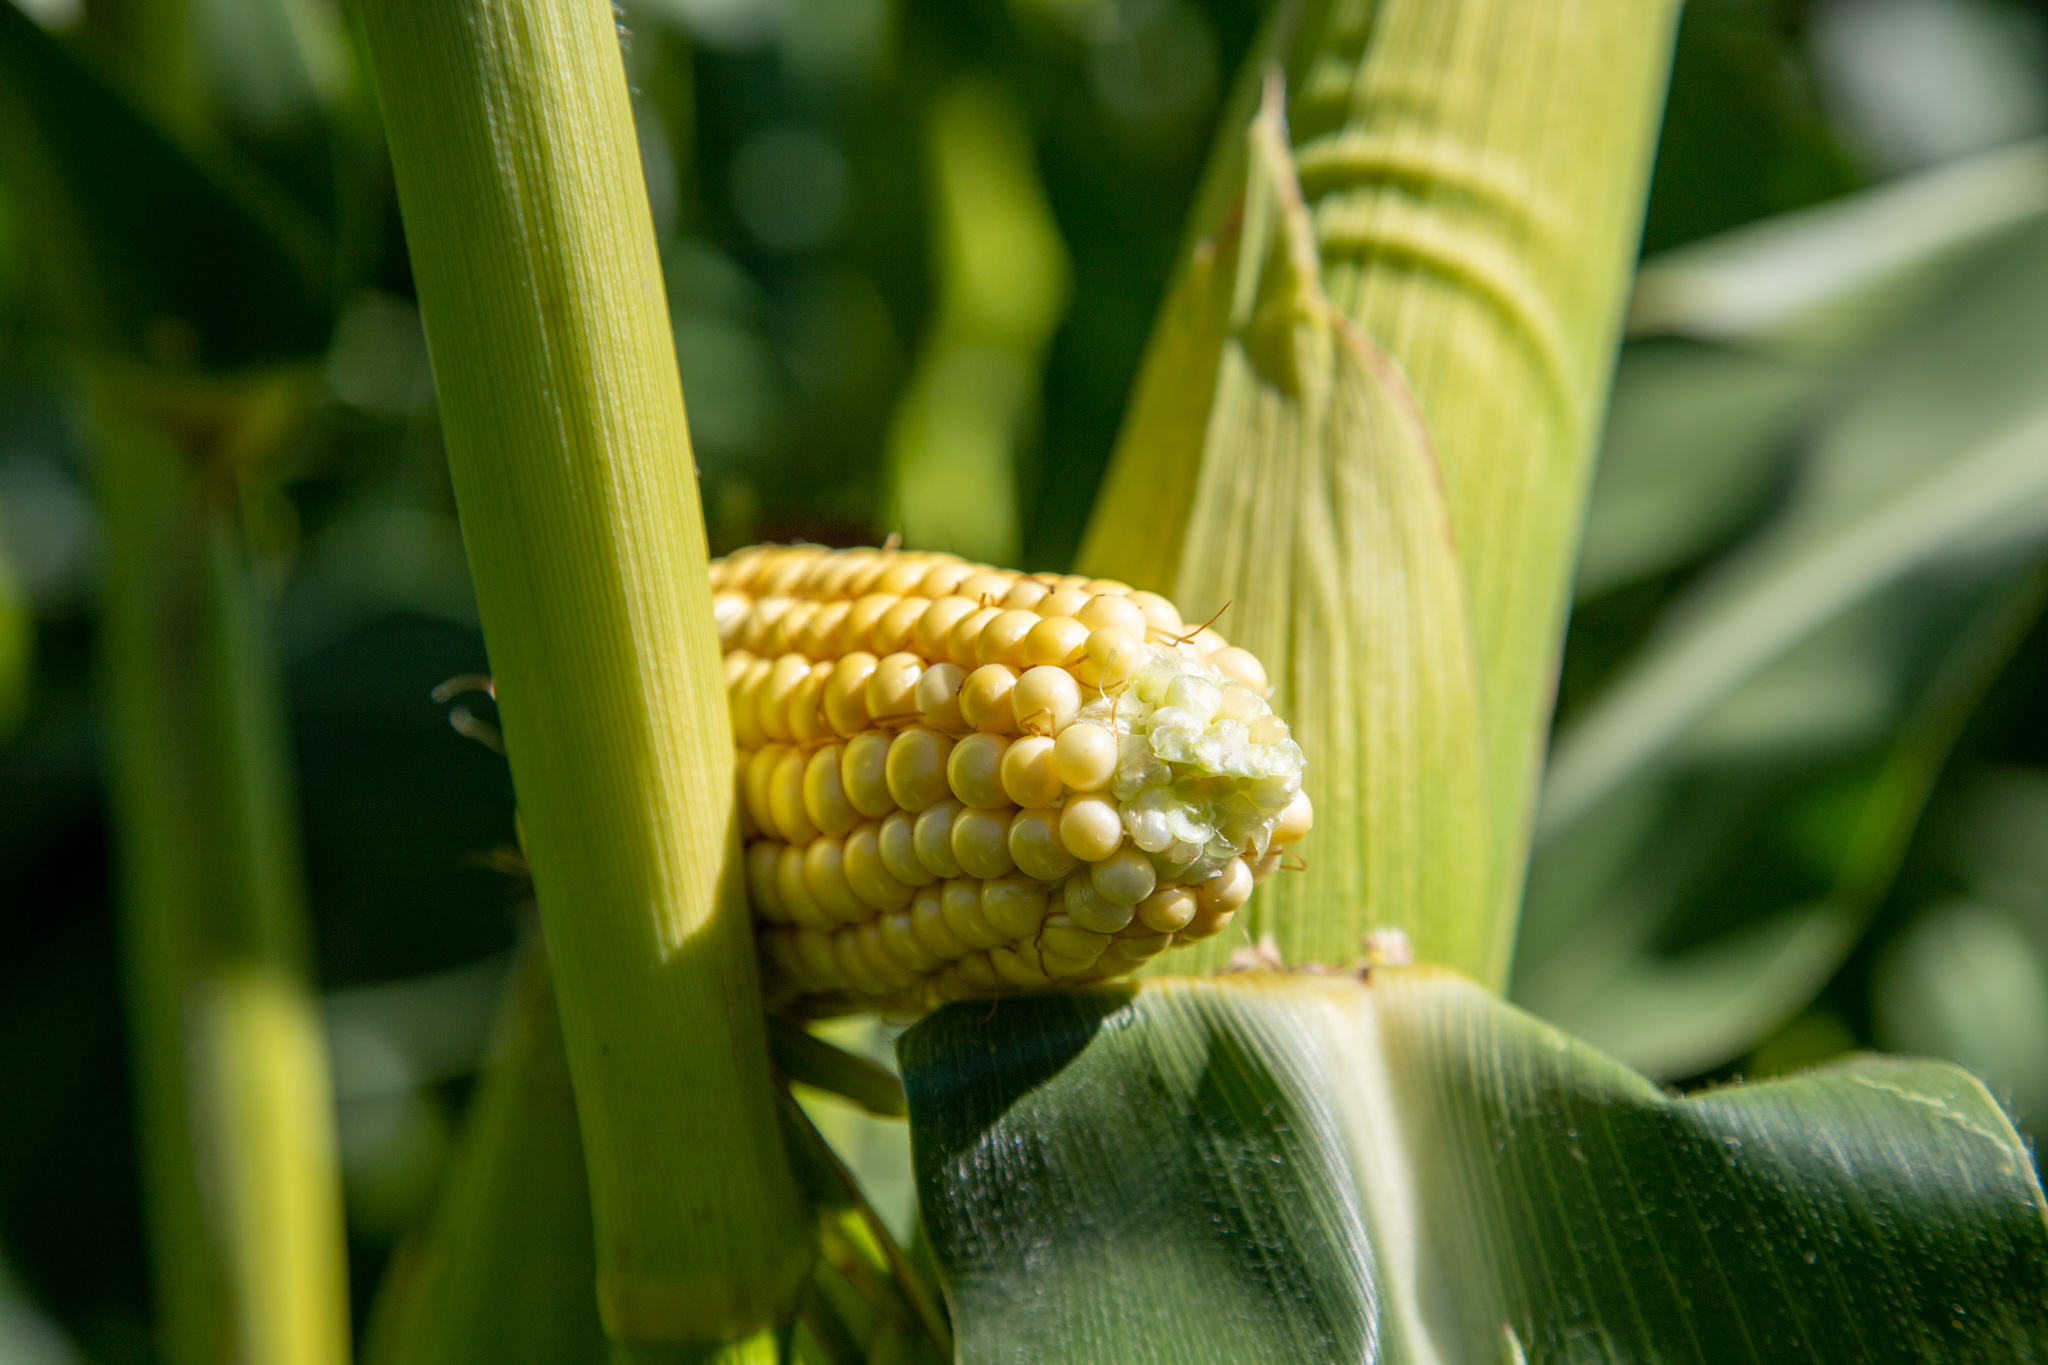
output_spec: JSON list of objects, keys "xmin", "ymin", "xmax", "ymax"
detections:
[
  {"xmin": 901, "ymin": 971, "xmax": 2048, "ymax": 1363},
  {"xmin": 362, "ymin": 938, "xmax": 607, "ymax": 1365},
  {"xmin": 1103, "ymin": 81, "xmax": 1491, "ymax": 979}
]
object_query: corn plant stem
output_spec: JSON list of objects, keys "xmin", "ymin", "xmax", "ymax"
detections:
[
  {"xmin": 93, "ymin": 379, "xmax": 348, "ymax": 1365},
  {"xmin": 354, "ymin": 1, "xmax": 812, "ymax": 1356},
  {"xmin": 364, "ymin": 931, "xmax": 607, "ymax": 1365}
]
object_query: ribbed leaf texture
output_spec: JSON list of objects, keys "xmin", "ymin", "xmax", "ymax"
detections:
[{"xmin": 902, "ymin": 971, "xmax": 2048, "ymax": 1363}]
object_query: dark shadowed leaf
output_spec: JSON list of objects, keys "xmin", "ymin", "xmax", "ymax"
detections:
[{"xmin": 902, "ymin": 971, "xmax": 2048, "ymax": 1363}]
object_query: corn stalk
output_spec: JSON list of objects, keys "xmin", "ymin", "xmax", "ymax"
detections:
[
  {"xmin": 354, "ymin": 1, "xmax": 812, "ymax": 1358},
  {"xmin": 94, "ymin": 368, "xmax": 349, "ymax": 1365}
]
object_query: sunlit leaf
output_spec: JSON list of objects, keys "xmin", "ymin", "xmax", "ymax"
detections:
[
  {"xmin": 1543, "ymin": 219, "xmax": 2048, "ymax": 838},
  {"xmin": 1088, "ymin": 82, "xmax": 1493, "ymax": 980},
  {"xmin": 902, "ymin": 971, "xmax": 2048, "ymax": 1363}
]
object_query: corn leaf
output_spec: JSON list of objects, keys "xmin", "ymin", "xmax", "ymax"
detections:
[
  {"xmin": 1543, "ymin": 218, "xmax": 2048, "ymax": 840},
  {"xmin": 901, "ymin": 971, "xmax": 2048, "ymax": 1363},
  {"xmin": 0, "ymin": 0, "xmax": 330, "ymax": 364}
]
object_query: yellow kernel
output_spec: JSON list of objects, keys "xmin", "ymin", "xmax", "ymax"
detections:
[
  {"xmin": 1038, "ymin": 588, "xmax": 1091, "ymax": 619},
  {"xmin": 1073, "ymin": 627, "xmax": 1144, "ymax": 691},
  {"xmin": 839, "ymin": 594, "xmax": 897, "ymax": 653},
  {"xmin": 1039, "ymin": 914, "xmax": 1112, "ymax": 961},
  {"xmin": 1091, "ymin": 847, "xmax": 1157, "ymax": 906},
  {"xmin": 844, "ymin": 822, "xmax": 914, "ymax": 912},
  {"xmin": 743, "ymin": 745, "xmax": 785, "ymax": 833},
  {"xmin": 866, "ymin": 652, "xmax": 924, "ymax": 721},
  {"xmin": 766, "ymin": 599, "xmax": 816, "ymax": 655},
  {"xmin": 795, "ymin": 600, "xmax": 850, "ymax": 659},
  {"xmin": 771, "ymin": 750, "xmax": 818, "ymax": 842},
  {"xmin": 761, "ymin": 927, "xmax": 807, "ymax": 988},
  {"xmin": 1040, "ymin": 950, "xmax": 1100, "ymax": 979},
  {"xmin": 1021, "ymin": 616, "xmax": 1089, "ymax": 668},
  {"xmin": 1107, "ymin": 931, "xmax": 1173, "ymax": 965},
  {"xmin": 786, "ymin": 662, "xmax": 833, "ymax": 744},
  {"xmin": 730, "ymin": 657, "xmax": 772, "ymax": 749},
  {"xmin": 1081, "ymin": 578, "xmax": 1132, "ymax": 596},
  {"xmin": 947, "ymin": 732, "xmax": 1012, "ymax": 809},
  {"xmin": 1076, "ymin": 593, "xmax": 1148, "ymax": 638},
  {"xmin": 941, "ymin": 879, "xmax": 1005, "ymax": 950},
  {"xmin": 955, "ymin": 951, "xmax": 1002, "ymax": 994},
  {"xmin": 959, "ymin": 664, "xmax": 1020, "ymax": 733},
  {"xmin": 722, "ymin": 647, "xmax": 756, "ymax": 686},
  {"xmin": 760, "ymin": 551, "xmax": 821, "ymax": 595},
  {"xmin": 738, "ymin": 597, "xmax": 789, "ymax": 653},
  {"xmin": 834, "ymin": 929, "xmax": 889, "ymax": 995},
  {"xmin": 1209, "ymin": 646, "xmax": 1269, "ymax": 695},
  {"xmin": 1127, "ymin": 590, "xmax": 1182, "ymax": 635},
  {"xmin": 1181, "ymin": 905, "xmax": 1235, "ymax": 942},
  {"xmin": 960, "ymin": 571, "xmax": 1016, "ymax": 604},
  {"xmin": 1008, "ymin": 808, "xmax": 1079, "ymax": 881},
  {"xmin": 1197, "ymin": 858, "xmax": 1254, "ymax": 914},
  {"xmin": 991, "ymin": 945, "xmax": 1052, "ymax": 988},
  {"xmin": 1248, "ymin": 853, "xmax": 1283, "ymax": 883},
  {"xmin": 885, "ymin": 727, "xmax": 953, "ymax": 811},
  {"xmin": 876, "ymin": 557, "xmax": 934, "ymax": 594},
  {"xmin": 804, "ymin": 838, "xmax": 869, "ymax": 923},
  {"xmin": 975, "ymin": 610, "xmax": 1040, "ymax": 668},
  {"xmin": 802, "ymin": 744, "xmax": 859, "ymax": 836},
  {"xmin": 914, "ymin": 596, "xmax": 980, "ymax": 659},
  {"xmin": 842, "ymin": 556, "xmax": 890, "ymax": 596},
  {"xmin": 758, "ymin": 653, "xmax": 812, "ymax": 742},
  {"xmin": 1186, "ymin": 626, "xmax": 1229, "ymax": 657},
  {"xmin": 947, "ymin": 606, "xmax": 1003, "ymax": 667},
  {"xmin": 1011, "ymin": 666, "xmax": 1082, "ymax": 736},
  {"xmin": 917, "ymin": 561, "xmax": 975, "ymax": 598},
  {"xmin": 840, "ymin": 732, "xmax": 895, "ymax": 819},
  {"xmin": 794, "ymin": 927, "xmax": 843, "ymax": 987},
  {"xmin": 823, "ymin": 653, "xmax": 878, "ymax": 735},
  {"xmin": 951, "ymin": 806, "xmax": 1016, "ymax": 880},
  {"xmin": 1137, "ymin": 885, "xmax": 1197, "ymax": 933},
  {"xmin": 915, "ymin": 662, "xmax": 968, "ymax": 732},
  {"xmin": 857, "ymin": 923, "xmax": 918, "ymax": 988},
  {"xmin": 880, "ymin": 911, "xmax": 944, "ymax": 973},
  {"xmin": 913, "ymin": 800, "xmax": 968, "ymax": 879},
  {"xmin": 872, "ymin": 597, "xmax": 930, "ymax": 657},
  {"xmin": 877, "ymin": 810, "xmax": 936, "ymax": 887},
  {"xmin": 1064, "ymin": 874, "xmax": 1134, "ymax": 932},
  {"xmin": 1059, "ymin": 792, "xmax": 1124, "ymax": 862},
  {"xmin": 1000, "ymin": 735, "xmax": 1063, "ymax": 808},
  {"xmin": 1216, "ymin": 681, "xmax": 1263, "ymax": 723},
  {"xmin": 1248, "ymin": 713, "xmax": 1290, "ymax": 746},
  {"xmin": 1272, "ymin": 791, "xmax": 1314, "ymax": 845},
  {"xmin": 980, "ymin": 878, "xmax": 1050, "ymax": 939},
  {"xmin": 910, "ymin": 886, "xmax": 969, "ymax": 960},
  {"xmin": 1051, "ymin": 721, "xmax": 1117, "ymax": 791},
  {"xmin": 777, "ymin": 845, "xmax": 832, "ymax": 930},
  {"xmin": 999, "ymin": 579, "xmax": 1050, "ymax": 611},
  {"xmin": 714, "ymin": 594, "xmax": 751, "ymax": 647},
  {"xmin": 746, "ymin": 842, "xmax": 786, "ymax": 921}
]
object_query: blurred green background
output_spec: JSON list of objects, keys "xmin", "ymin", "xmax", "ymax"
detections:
[{"xmin": 6, "ymin": 0, "xmax": 2048, "ymax": 1359}]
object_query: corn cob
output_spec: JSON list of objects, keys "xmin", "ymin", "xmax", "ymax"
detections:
[{"xmin": 711, "ymin": 543, "xmax": 1313, "ymax": 1016}]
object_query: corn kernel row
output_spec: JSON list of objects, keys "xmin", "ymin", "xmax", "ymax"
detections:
[{"xmin": 714, "ymin": 543, "xmax": 1311, "ymax": 1016}]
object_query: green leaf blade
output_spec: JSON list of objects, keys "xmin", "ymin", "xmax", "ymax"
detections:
[{"xmin": 902, "ymin": 973, "xmax": 2048, "ymax": 1363}]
